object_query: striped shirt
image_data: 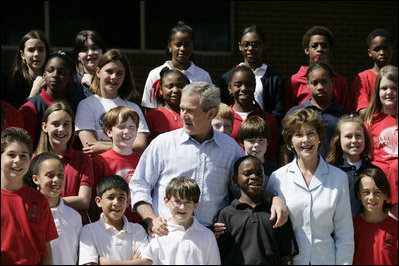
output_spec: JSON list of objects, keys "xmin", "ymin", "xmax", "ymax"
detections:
[{"xmin": 130, "ymin": 128, "xmax": 244, "ymax": 226}]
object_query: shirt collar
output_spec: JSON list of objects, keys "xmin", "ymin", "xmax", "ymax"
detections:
[
  {"xmin": 288, "ymin": 156, "xmax": 328, "ymax": 190},
  {"xmin": 51, "ymin": 196, "xmax": 65, "ymax": 214},
  {"xmin": 100, "ymin": 213, "xmax": 130, "ymax": 234},
  {"xmin": 178, "ymin": 127, "xmax": 219, "ymax": 147},
  {"xmin": 167, "ymin": 61, "xmax": 194, "ymax": 75},
  {"xmin": 167, "ymin": 216, "xmax": 205, "ymax": 233}
]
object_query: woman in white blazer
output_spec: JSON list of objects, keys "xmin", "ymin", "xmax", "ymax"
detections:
[{"xmin": 267, "ymin": 108, "xmax": 354, "ymax": 265}]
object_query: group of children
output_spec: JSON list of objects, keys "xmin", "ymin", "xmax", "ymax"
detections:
[{"xmin": 1, "ymin": 21, "xmax": 398, "ymax": 265}]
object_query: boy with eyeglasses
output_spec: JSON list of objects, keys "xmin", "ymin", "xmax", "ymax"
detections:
[
  {"xmin": 286, "ymin": 25, "xmax": 351, "ymax": 111},
  {"xmin": 140, "ymin": 176, "xmax": 221, "ymax": 264}
]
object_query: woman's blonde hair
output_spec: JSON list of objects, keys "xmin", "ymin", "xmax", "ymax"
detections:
[
  {"xmin": 364, "ymin": 65, "xmax": 398, "ymax": 125},
  {"xmin": 326, "ymin": 114, "xmax": 374, "ymax": 164},
  {"xmin": 90, "ymin": 49, "xmax": 140, "ymax": 104},
  {"xmin": 282, "ymin": 108, "xmax": 325, "ymax": 153}
]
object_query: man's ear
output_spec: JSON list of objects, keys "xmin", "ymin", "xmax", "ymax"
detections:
[{"xmin": 207, "ymin": 108, "xmax": 217, "ymax": 120}]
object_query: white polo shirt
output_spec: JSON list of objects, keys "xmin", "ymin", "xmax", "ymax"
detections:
[
  {"xmin": 141, "ymin": 61, "xmax": 213, "ymax": 109},
  {"xmin": 78, "ymin": 213, "xmax": 149, "ymax": 264},
  {"xmin": 140, "ymin": 217, "xmax": 221, "ymax": 265},
  {"xmin": 50, "ymin": 198, "xmax": 82, "ymax": 265}
]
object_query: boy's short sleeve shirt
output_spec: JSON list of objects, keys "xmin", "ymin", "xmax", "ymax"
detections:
[
  {"xmin": 217, "ymin": 199, "xmax": 298, "ymax": 265},
  {"xmin": 351, "ymin": 69, "xmax": 377, "ymax": 113},
  {"xmin": 78, "ymin": 213, "xmax": 148, "ymax": 265},
  {"xmin": 50, "ymin": 198, "xmax": 82, "ymax": 265},
  {"xmin": 140, "ymin": 217, "xmax": 221, "ymax": 264},
  {"xmin": 1, "ymin": 185, "xmax": 58, "ymax": 265}
]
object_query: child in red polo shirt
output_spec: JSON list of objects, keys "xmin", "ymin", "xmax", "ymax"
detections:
[
  {"xmin": 92, "ymin": 106, "xmax": 143, "ymax": 224},
  {"xmin": 1, "ymin": 127, "xmax": 58, "ymax": 264},
  {"xmin": 35, "ymin": 101, "xmax": 94, "ymax": 224},
  {"xmin": 351, "ymin": 28, "xmax": 393, "ymax": 119},
  {"xmin": 353, "ymin": 168, "xmax": 398, "ymax": 265},
  {"xmin": 227, "ymin": 65, "xmax": 278, "ymax": 164},
  {"xmin": 286, "ymin": 25, "xmax": 350, "ymax": 111},
  {"xmin": 144, "ymin": 67, "xmax": 189, "ymax": 143}
]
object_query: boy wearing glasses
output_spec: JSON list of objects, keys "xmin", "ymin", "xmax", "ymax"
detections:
[
  {"xmin": 286, "ymin": 25, "xmax": 351, "ymax": 111},
  {"xmin": 141, "ymin": 177, "xmax": 221, "ymax": 264}
]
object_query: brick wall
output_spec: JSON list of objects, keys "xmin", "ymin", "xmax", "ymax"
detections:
[{"xmin": 2, "ymin": 1, "xmax": 397, "ymax": 98}]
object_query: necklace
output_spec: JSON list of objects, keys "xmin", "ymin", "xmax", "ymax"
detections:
[{"xmin": 165, "ymin": 106, "xmax": 179, "ymax": 121}]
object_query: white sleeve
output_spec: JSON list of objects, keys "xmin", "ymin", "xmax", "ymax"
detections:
[
  {"xmin": 140, "ymin": 237, "xmax": 160, "ymax": 265},
  {"xmin": 128, "ymin": 102, "xmax": 149, "ymax": 133},
  {"xmin": 206, "ymin": 231, "xmax": 221, "ymax": 265},
  {"xmin": 133, "ymin": 224, "xmax": 149, "ymax": 254},
  {"xmin": 141, "ymin": 69, "xmax": 161, "ymax": 109},
  {"xmin": 78, "ymin": 225, "xmax": 99, "ymax": 265},
  {"xmin": 75, "ymin": 98, "xmax": 95, "ymax": 132}
]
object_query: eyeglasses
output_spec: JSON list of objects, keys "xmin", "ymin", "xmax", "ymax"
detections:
[
  {"xmin": 240, "ymin": 41, "xmax": 262, "ymax": 49},
  {"xmin": 170, "ymin": 200, "xmax": 195, "ymax": 208}
]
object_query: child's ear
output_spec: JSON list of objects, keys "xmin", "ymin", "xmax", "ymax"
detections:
[
  {"xmin": 193, "ymin": 202, "xmax": 199, "ymax": 211},
  {"xmin": 41, "ymin": 121, "xmax": 48, "ymax": 133},
  {"xmin": 32, "ymin": 174, "xmax": 40, "ymax": 185},
  {"xmin": 167, "ymin": 42, "xmax": 172, "ymax": 53},
  {"xmin": 95, "ymin": 67, "xmax": 101, "ymax": 77},
  {"xmin": 105, "ymin": 127, "xmax": 112, "ymax": 138},
  {"xmin": 227, "ymin": 85, "xmax": 233, "ymax": 95},
  {"xmin": 367, "ymin": 48, "xmax": 372, "ymax": 59},
  {"xmin": 95, "ymin": 196, "xmax": 102, "ymax": 208},
  {"xmin": 164, "ymin": 196, "xmax": 169, "ymax": 205},
  {"xmin": 126, "ymin": 197, "xmax": 131, "ymax": 210},
  {"xmin": 304, "ymin": 47, "xmax": 310, "ymax": 56}
]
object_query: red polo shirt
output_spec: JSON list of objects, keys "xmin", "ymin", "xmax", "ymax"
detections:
[
  {"xmin": 286, "ymin": 65, "xmax": 350, "ymax": 111},
  {"xmin": 230, "ymin": 105, "xmax": 278, "ymax": 158}
]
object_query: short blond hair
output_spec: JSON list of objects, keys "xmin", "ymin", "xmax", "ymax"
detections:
[
  {"xmin": 103, "ymin": 106, "xmax": 140, "ymax": 132},
  {"xmin": 214, "ymin": 103, "xmax": 234, "ymax": 124}
]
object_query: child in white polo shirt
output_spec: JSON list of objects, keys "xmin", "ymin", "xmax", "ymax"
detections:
[
  {"xmin": 141, "ymin": 177, "xmax": 221, "ymax": 265},
  {"xmin": 78, "ymin": 175, "xmax": 149, "ymax": 265}
]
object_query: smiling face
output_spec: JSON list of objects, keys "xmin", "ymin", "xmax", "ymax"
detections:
[
  {"xmin": 235, "ymin": 157, "xmax": 264, "ymax": 199},
  {"xmin": 43, "ymin": 57, "xmax": 74, "ymax": 93},
  {"xmin": 160, "ymin": 72, "xmax": 186, "ymax": 109},
  {"xmin": 20, "ymin": 38, "xmax": 46, "ymax": 75},
  {"xmin": 238, "ymin": 31, "xmax": 264, "ymax": 66},
  {"xmin": 1, "ymin": 141, "xmax": 31, "ymax": 189},
  {"xmin": 78, "ymin": 38, "xmax": 103, "ymax": 74},
  {"xmin": 307, "ymin": 67, "xmax": 333, "ymax": 104},
  {"xmin": 379, "ymin": 77, "xmax": 397, "ymax": 112},
  {"xmin": 42, "ymin": 110, "xmax": 73, "ymax": 149},
  {"xmin": 96, "ymin": 187, "xmax": 128, "ymax": 227},
  {"xmin": 358, "ymin": 175, "xmax": 387, "ymax": 215},
  {"xmin": 340, "ymin": 122, "xmax": 365, "ymax": 163},
  {"xmin": 291, "ymin": 123, "xmax": 320, "ymax": 162},
  {"xmin": 106, "ymin": 116, "xmax": 137, "ymax": 154},
  {"xmin": 33, "ymin": 158, "xmax": 65, "ymax": 201},
  {"xmin": 229, "ymin": 70, "xmax": 256, "ymax": 111},
  {"xmin": 96, "ymin": 60, "xmax": 126, "ymax": 99},
  {"xmin": 168, "ymin": 31, "xmax": 193, "ymax": 68}
]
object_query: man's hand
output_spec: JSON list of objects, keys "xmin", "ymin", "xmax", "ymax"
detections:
[
  {"xmin": 146, "ymin": 216, "xmax": 168, "ymax": 238},
  {"xmin": 270, "ymin": 195, "xmax": 288, "ymax": 228},
  {"xmin": 212, "ymin": 222, "xmax": 226, "ymax": 239}
]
